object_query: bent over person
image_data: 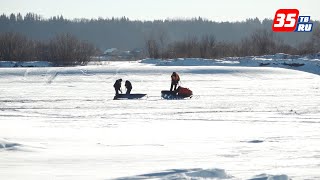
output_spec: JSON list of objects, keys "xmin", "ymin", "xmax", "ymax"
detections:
[
  {"xmin": 125, "ymin": 80, "xmax": 132, "ymax": 94},
  {"xmin": 113, "ymin": 79, "xmax": 122, "ymax": 95}
]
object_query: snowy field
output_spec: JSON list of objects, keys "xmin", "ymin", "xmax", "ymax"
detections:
[{"xmin": 1, "ymin": 61, "xmax": 320, "ymax": 180}]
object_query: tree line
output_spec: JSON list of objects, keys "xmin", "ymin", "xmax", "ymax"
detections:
[
  {"xmin": 1, "ymin": 13, "xmax": 317, "ymax": 50},
  {"xmin": 146, "ymin": 28, "xmax": 320, "ymax": 59},
  {"xmin": 0, "ymin": 32, "xmax": 97, "ymax": 66},
  {"xmin": 0, "ymin": 13, "xmax": 319, "ymax": 63}
]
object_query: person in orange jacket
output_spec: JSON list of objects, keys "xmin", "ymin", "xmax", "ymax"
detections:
[{"xmin": 170, "ymin": 72, "xmax": 180, "ymax": 91}]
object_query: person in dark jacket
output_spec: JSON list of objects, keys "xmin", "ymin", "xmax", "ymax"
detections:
[
  {"xmin": 113, "ymin": 79, "xmax": 122, "ymax": 95},
  {"xmin": 125, "ymin": 80, "xmax": 132, "ymax": 94},
  {"xmin": 170, "ymin": 72, "xmax": 180, "ymax": 91}
]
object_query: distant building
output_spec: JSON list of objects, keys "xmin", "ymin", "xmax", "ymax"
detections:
[
  {"xmin": 100, "ymin": 48, "xmax": 143, "ymax": 61},
  {"xmin": 131, "ymin": 48, "xmax": 144, "ymax": 59},
  {"xmin": 103, "ymin": 48, "xmax": 118, "ymax": 56}
]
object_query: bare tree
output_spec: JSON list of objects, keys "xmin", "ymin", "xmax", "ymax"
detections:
[
  {"xmin": 48, "ymin": 33, "xmax": 95, "ymax": 66},
  {"xmin": 185, "ymin": 36, "xmax": 199, "ymax": 58},
  {"xmin": 200, "ymin": 34, "xmax": 216, "ymax": 58},
  {"xmin": 250, "ymin": 29, "xmax": 276, "ymax": 55},
  {"xmin": 311, "ymin": 27, "xmax": 320, "ymax": 53},
  {"xmin": 238, "ymin": 29, "xmax": 287, "ymax": 56},
  {"xmin": 157, "ymin": 29, "xmax": 169, "ymax": 59},
  {"xmin": 0, "ymin": 32, "xmax": 34, "ymax": 61},
  {"xmin": 0, "ymin": 32, "xmax": 96, "ymax": 65},
  {"xmin": 145, "ymin": 39, "xmax": 159, "ymax": 59}
]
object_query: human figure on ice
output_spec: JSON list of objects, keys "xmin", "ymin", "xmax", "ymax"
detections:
[
  {"xmin": 125, "ymin": 80, "xmax": 132, "ymax": 94},
  {"xmin": 170, "ymin": 72, "xmax": 180, "ymax": 91},
  {"xmin": 113, "ymin": 79, "xmax": 122, "ymax": 95}
]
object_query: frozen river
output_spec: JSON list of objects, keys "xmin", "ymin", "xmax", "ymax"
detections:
[{"xmin": 0, "ymin": 63, "xmax": 320, "ymax": 179}]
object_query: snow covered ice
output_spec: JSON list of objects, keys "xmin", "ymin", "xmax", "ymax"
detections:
[{"xmin": 0, "ymin": 57, "xmax": 320, "ymax": 179}]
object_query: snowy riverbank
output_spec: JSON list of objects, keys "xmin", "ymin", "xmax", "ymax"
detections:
[
  {"xmin": 140, "ymin": 53, "xmax": 320, "ymax": 75},
  {"xmin": 2, "ymin": 53, "xmax": 319, "ymax": 76}
]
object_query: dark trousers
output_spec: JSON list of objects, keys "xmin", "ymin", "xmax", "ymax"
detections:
[
  {"xmin": 126, "ymin": 88, "xmax": 132, "ymax": 94},
  {"xmin": 170, "ymin": 81, "xmax": 178, "ymax": 91},
  {"xmin": 115, "ymin": 88, "xmax": 120, "ymax": 95}
]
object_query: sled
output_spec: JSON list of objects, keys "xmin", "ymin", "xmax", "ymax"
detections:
[
  {"xmin": 113, "ymin": 94, "xmax": 147, "ymax": 100},
  {"xmin": 161, "ymin": 88, "xmax": 193, "ymax": 100}
]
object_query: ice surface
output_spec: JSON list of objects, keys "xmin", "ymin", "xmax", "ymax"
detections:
[{"xmin": 0, "ymin": 61, "xmax": 320, "ymax": 179}]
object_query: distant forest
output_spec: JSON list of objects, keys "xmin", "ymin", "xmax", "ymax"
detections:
[
  {"xmin": 0, "ymin": 13, "xmax": 319, "ymax": 65},
  {"xmin": 1, "ymin": 13, "xmax": 318, "ymax": 51}
]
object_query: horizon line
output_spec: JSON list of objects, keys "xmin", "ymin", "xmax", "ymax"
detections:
[{"xmin": 1, "ymin": 12, "xmax": 276, "ymax": 23}]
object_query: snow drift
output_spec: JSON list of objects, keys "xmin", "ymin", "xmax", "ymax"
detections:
[
  {"xmin": 0, "ymin": 139, "xmax": 22, "ymax": 151},
  {"xmin": 248, "ymin": 174, "xmax": 291, "ymax": 180},
  {"xmin": 115, "ymin": 168, "xmax": 233, "ymax": 180}
]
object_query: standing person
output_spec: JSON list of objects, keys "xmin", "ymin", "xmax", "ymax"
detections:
[
  {"xmin": 170, "ymin": 72, "xmax": 180, "ymax": 91},
  {"xmin": 125, "ymin": 80, "xmax": 132, "ymax": 94},
  {"xmin": 113, "ymin": 79, "xmax": 122, "ymax": 95}
]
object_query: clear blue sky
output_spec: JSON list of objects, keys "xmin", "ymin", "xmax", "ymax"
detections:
[{"xmin": 1, "ymin": 0, "xmax": 319, "ymax": 21}]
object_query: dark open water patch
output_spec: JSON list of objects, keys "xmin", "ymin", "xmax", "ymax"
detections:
[{"xmin": 241, "ymin": 140, "xmax": 264, "ymax": 144}]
